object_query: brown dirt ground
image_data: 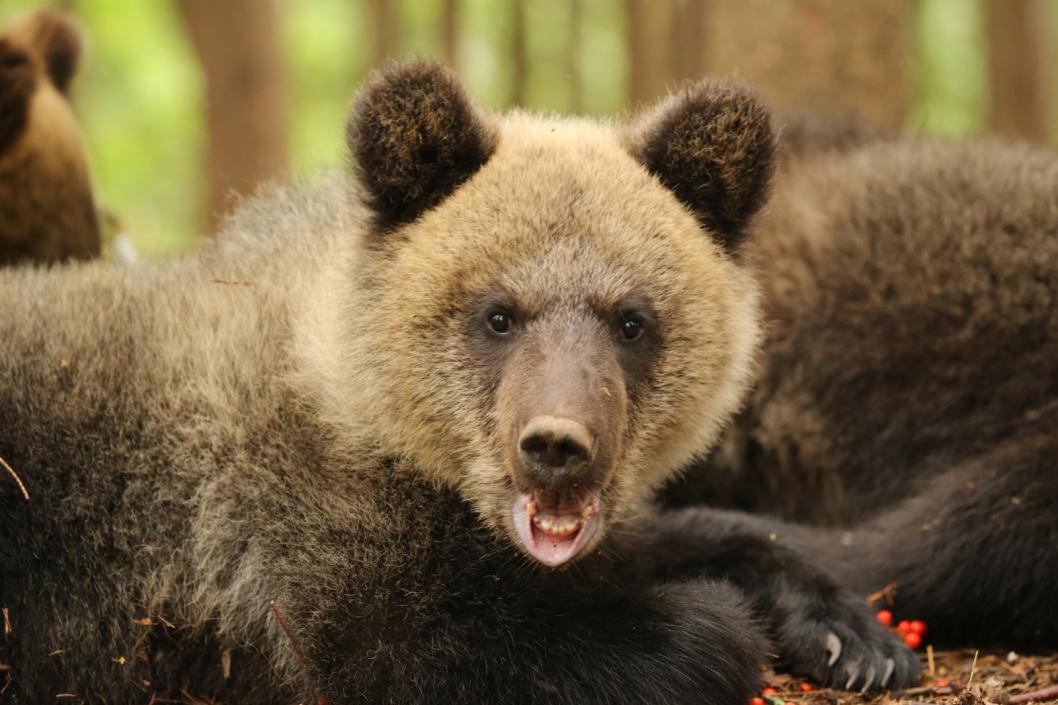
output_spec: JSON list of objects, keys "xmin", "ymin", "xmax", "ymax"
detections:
[
  {"xmin": 761, "ymin": 651, "xmax": 1058, "ymax": 705},
  {"xmin": 2, "ymin": 649, "xmax": 1056, "ymax": 704}
]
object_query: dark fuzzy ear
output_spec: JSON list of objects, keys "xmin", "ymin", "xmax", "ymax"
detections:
[
  {"xmin": 347, "ymin": 61, "xmax": 497, "ymax": 233},
  {"xmin": 628, "ymin": 80, "xmax": 775, "ymax": 251},
  {"xmin": 30, "ymin": 10, "xmax": 81, "ymax": 94},
  {"xmin": 13, "ymin": 9, "xmax": 82, "ymax": 94}
]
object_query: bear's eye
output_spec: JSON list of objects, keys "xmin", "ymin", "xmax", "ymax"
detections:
[
  {"xmin": 1, "ymin": 51, "xmax": 29, "ymax": 68},
  {"xmin": 618, "ymin": 314, "xmax": 645, "ymax": 342},
  {"xmin": 487, "ymin": 310, "xmax": 513, "ymax": 335}
]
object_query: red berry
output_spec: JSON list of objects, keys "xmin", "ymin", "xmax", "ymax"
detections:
[
  {"xmin": 751, "ymin": 698, "xmax": 766, "ymax": 705},
  {"xmin": 904, "ymin": 631, "xmax": 923, "ymax": 649},
  {"xmin": 896, "ymin": 620, "xmax": 911, "ymax": 635},
  {"xmin": 909, "ymin": 619, "xmax": 927, "ymax": 636},
  {"xmin": 876, "ymin": 609, "xmax": 893, "ymax": 626},
  {"xmin": 761, "ymin": 688, "xmax": 778, "ymax": 697},
  {"xmin": 933, "ymin": 679, "xmax": 950, "ymax": 688},
  {"xmin": 799, "ymin": 683, "xmax": 814, "ymax": 692}
]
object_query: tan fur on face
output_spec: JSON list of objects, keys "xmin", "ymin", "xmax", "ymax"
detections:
[{"xmin": 299, "ymin": 111, "xmax": 762, "ymax": 550}]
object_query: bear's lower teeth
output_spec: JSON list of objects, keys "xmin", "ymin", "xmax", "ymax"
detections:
[
  {"xmin": 533, "ymin": 514, "xmax": 582, "ymax": 537},
  {"xmin": 513, "ymin": 490, "xmax": 602, "ymax": 567}
]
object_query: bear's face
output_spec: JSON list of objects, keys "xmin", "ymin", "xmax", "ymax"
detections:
[
  {"xmin": 0, "ymin": 9, "xmax": 82, "ymax": 156},
  {"xmin": 337, "ymin": 64, "xmax": 773, "ymax": 567}
]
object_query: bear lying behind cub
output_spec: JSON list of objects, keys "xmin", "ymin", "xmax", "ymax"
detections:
[
  {"xmin": 0, "ymin": 63, "xmax": 916, "ymax": 703},
  {"xmin": 671, "ymin": 117, "xmax": 1058, "ymax": 648}
]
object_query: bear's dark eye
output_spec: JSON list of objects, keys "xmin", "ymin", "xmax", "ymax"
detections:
[
  {"xmin": 1, "ymin": 51, "xmax": 29, "ymax": 68},
  {"xmin": 618, "ymin": 314, "xmax": 645, "ymax": 342},
  {"xmin": 487, "ymin": 310, "xmax": 513, "ymax": 335}
]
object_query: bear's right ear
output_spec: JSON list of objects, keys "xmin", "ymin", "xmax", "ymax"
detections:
[
  {"xmin": 347, "ymin": 61, "xmax": 497, "ymax": 234},
  {"xmin": 9, "ymin": 9, "xmax": 82, "ymax": 95},
  {"xmin": 626, "ymin": 80, "xmax": 775, "ymax": 252}
]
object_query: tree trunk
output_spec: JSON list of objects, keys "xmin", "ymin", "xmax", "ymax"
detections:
[
  {"xmin": 625, "ymin": 0, "xmax": 676, "ymax": 108},
  {"xmin": 986, "ymin": 0, "xmax": 1051, "ymax": 143},
  {"xmin": 568, "ymin": 0, "xmax": 583, "ymax": 113},
  {"xmin": 702, "ymin": 0, "xmax": 911, "ymax": 130},
  {"xmin": 179, "ymin": 0, "xmax": 289, "ymax": 233},
  {"xmin": 510, "ymin": 0, "xmax": 527, "ymax": 107},
  {"xmin": 442, "ymin": 0, "xmax": 459, "ymax": 70},
  {"xmin": 369, "ymin": 0, "xmax": 400, "ymax": 65},
  {"xmin": 672, "ymin": 0, "xmax": 708, "ymax": 83}
]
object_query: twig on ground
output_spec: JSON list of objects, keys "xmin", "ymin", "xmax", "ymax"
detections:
[
  {"xmin": 0, "ymin": 454, "xmax": 29, "ymax": 500},
  {"xmin": 269, "ymin": 600, "xmax": 309, "ymax": 666},
  {"xmin": 895, "ymin": 685, "xmax": 955, "ymax": 697},
  {"xmin": 178, "ymin": 687, "xmax": 207, "ymax": 705},
  {"xmin": 1010, "ymin": 686, "xmax": 1058, "ymax": 704},
  {"xmin": 269, "ymin": 600, "xmax": 329, "ymax": 705},
  {"xmin": 968, "ymin": 650, "xmax": 980, "ymax": 689},
  {"xmin": 928, "ymin": 645, "xmax": 936, "ymax": 677},
  {"xmin": 866, "ymin": 582, "xmax": 897, "ymax": 605}
]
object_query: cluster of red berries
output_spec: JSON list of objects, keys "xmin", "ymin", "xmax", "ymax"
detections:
[
  {"xmin": 875, "ymin": 609, "xmax": 928, "ymax": 649},
  {"xmin": 750, "ymin": 682, "xmax": 814, "ymax": 705}
]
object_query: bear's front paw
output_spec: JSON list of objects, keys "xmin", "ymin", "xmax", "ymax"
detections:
[{"xmin": 775, "ymin": 594, "xmax": 921, "ymax": 691}]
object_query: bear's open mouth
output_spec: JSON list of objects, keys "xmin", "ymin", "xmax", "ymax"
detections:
[{"xmin": 511, "ymin": 490, "xmax": 601, "ymax": 567}]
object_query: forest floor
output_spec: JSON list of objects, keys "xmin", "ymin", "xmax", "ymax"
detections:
[{"xmin": 762, "ymin": 651, "xmax": 1058, "ymax": 705}]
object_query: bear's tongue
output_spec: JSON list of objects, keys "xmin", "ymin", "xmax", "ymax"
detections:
[{"xmin": 512, "ymin": 491, "xmax": 601, "ymax": 567}]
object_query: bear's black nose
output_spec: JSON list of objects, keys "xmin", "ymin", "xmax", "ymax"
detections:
[{"xmin": 518, "ymin": 416, "xmax": 594, "ymax": 476}]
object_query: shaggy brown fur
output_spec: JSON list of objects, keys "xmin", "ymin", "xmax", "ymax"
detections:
[
  {"xmin": 627, "ymin": 81, "xmax": 775, "ymax": 250},
  {"xmin": 0, "ymin": 8, "xmax": 100, "ymax": 265},
  {"xmin": 668, "ymin": 125, "xmax": 1058, "ymax": 647},
  {"xmin": 349, "ymin": 61, "xmax": 498, "ymax": 234},
  {"xmin": 0, "ymin": 64, "xmax": 917, "ymax": 703}
]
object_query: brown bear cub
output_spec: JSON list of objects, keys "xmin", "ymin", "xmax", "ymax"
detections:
[
  {"xmin": 669, "ymin": 123, "xmax": 1058, "ymax": 647},
  {"xmin": 0, "ymin": 64, "xmax": 917, "ymax": 703},
  {"xmin": 0, "ymin": 8, "xmax": 100, "ymax": 265}
]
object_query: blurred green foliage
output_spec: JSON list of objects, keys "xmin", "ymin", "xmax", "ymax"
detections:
[
  {"xmin": 0, "ymin": 1, "xmax": 1015, "ymax": 256},
  {"xmin": 911, "ymin": 0, "xmax": 986, "ymax": 136}
]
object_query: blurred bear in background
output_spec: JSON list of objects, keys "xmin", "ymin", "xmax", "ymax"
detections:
[{"xmin": 0, "ymin": 8, "xmax": 100, "ymax": 265}]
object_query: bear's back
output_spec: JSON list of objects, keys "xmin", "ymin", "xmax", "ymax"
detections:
[
  {"xmin": 0, "ymin": 176, "xmax": 357, "ymax": 499},
  {"xmin": 697, "ymin": 138, "xmax": 1058, "ymax": 522}
]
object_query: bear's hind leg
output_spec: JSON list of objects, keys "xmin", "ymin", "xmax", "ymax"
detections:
[{"xmin": 803, "ymin": 426, "xmax": 1058, "ymax": 647}]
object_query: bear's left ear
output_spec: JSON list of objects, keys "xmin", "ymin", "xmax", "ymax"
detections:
[
  {"xmin": 626, "ymin": 80, "xmax": 775, "ymax": 251},
  {"xmin": 347, "ymin": 61, "xmax": 498, "ymax": 233}
]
